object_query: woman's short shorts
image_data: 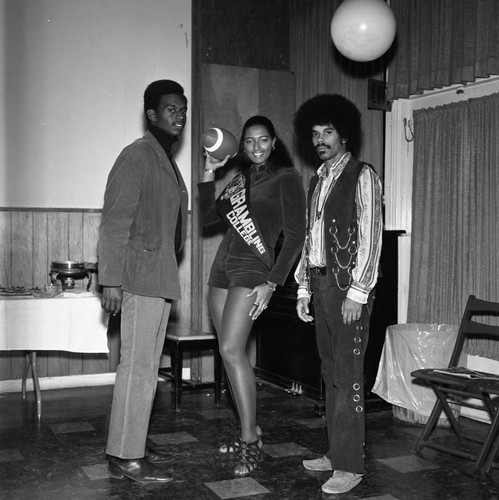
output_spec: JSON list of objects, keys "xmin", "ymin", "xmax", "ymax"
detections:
[{"xmin": 208, "ymin": 236, "xmax": 270, "ymax": 290}]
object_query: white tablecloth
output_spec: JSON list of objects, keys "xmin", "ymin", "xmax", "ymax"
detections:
[{"xmin": 0, "ymin": 292, "xmax": 109, "ymax": 353}]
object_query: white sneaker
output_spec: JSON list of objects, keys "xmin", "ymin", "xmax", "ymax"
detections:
[
  {"xmin": 321, "ymin": 470, "xmax": 364, "ymax": 494},
  {"xmin": 302, "ymin": 456, "xmax": 332, "ymax": 471}
]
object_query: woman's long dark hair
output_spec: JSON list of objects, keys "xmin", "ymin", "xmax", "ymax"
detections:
[{"xmin": 237, "ymin": 115, "xmax": 293, "ymax": 170}]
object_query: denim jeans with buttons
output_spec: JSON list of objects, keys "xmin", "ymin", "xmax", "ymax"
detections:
[{"xmin": 311, "ymin": 273, "xmax": 374, "ymax": 474}]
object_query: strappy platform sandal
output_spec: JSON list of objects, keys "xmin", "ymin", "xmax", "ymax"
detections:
[
  {"xmin": 233, "ymin": 438, "xmax": 262, "ymax": 477},
  {"xmin": 218, "ymin": 424, "xmax": 262, "ymax": 454},
  {"xmin": 218, "ymin": 435, "xmax": 241, "ymax": 454}
]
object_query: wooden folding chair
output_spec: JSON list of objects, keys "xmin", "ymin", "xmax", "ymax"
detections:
[{"xmin": 411, "ymin": 295, "xmax": 499, "ymax": 473}]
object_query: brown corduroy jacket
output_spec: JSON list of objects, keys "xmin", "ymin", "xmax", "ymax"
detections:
[{"xmin": 97, "ymin": 131, "xmax": 188, "ymax": 300}]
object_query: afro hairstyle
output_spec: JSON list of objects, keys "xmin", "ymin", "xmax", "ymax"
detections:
[{"xmin": 294, "ymin": 94, "xmax": 362, "ymax": 159}]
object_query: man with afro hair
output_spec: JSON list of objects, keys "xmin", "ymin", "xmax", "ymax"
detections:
[{"xmin": 294, "ymin": 94, "xmax": 383, "ymax": 495}]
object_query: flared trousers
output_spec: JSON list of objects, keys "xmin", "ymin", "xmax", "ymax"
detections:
[
  {"xmin": 311, "ymin": 273, "xmax": 374, "ymax": 473},
  {"xmin": 106, "ymin": 291, "xmax": 171, "ymax": 459}
]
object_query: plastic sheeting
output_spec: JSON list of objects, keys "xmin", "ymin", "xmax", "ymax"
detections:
[{"xmin": 372, "ymin": 323, "xmax": 458, "ymax": 417}]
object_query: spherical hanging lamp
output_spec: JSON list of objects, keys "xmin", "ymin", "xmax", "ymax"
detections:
[{"xmin": 331, "ymin": 0, "xmax": 396, "ymax": 62}]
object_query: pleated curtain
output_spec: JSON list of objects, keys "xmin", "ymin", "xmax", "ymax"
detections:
[
  {"xmin": 408, "ymin": 93, "xmax": 499, "ymax": 358},
  {"xmin": 388, "ymin": 0, "xmax": 499, "ymax": 100}
]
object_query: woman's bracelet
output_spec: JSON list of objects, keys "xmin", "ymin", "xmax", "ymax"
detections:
[{"xmin": 265, "ymin": 281, "xmax": 277, "ymax": 292}]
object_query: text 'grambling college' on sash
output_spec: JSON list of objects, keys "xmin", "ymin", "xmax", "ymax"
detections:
[{"xmin": 216, "ymin": 171, "xmax": 271, "ymax": 268}]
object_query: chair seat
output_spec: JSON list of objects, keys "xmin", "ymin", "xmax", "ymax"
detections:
[
  {"xmin": 165, "ymin": 324, "xmax": 217, "ymax": 342},
  {"xmin": 166, "ymin": 332, "xmax": 216, "ymax": 341},
  {"xmin": 411, "ymin": 368, "xmax": 493, "ymax": 392}
]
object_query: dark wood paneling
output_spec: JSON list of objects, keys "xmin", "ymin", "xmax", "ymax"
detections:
[
  {"xmin": 197, "ymin": 0, "xmax": 289, "ymax": 71},
  {"xmin": 11, "ymin": 212, "xmax": 33, "ymax": 288},
  {"xmin": 33, "ymin": 213, "xmax": 49, "ymax": 288},
  {"xmin": 82, "ymin": 212, "xmax": 100, "ymax": 293},
  {"xmin": 258, "ymin": 70, "xmax": 296, "ymax": 155},
  {"xmin": 0, "ymin": 208, "xmax": 193, "ymax": 382},
  {"xmin": 0, "ymin": 212, "xmax": 11, "ymax": 285},
  {"xmin": 194, "ymin": 64, "xmax": 296, "ymax": 334}
]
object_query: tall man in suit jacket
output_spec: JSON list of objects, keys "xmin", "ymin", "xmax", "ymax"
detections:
[
  {"xmin": 294, "ymin": 94, "xmax": 383, "ymax": 495},
  {"xmin": 97, "ymin": 80, "xmax": 189, "ymax": 483}
]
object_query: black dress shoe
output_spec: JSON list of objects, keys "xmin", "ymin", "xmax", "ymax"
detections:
[
  {"xmin": 145, "ymin": 445, "xmax": 174, "ymax": 464},
  {"xmin": 108, "ymin": 456, "xmax": 174, "ymax": 483}
]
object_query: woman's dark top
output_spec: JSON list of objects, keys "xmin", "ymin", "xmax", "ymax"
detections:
[{"xmin": 198, "ymin": 163, "xmax": 306, "ymax": 287}]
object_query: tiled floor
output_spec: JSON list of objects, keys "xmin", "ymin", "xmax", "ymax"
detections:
[{"xmin": 0, "ymin": 380, "xmax": 498, "ymax": 499}]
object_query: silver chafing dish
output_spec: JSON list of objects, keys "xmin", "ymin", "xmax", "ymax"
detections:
[{"xmin": 50, "ymin": 261, "xmax": 95, "ymax": 290}]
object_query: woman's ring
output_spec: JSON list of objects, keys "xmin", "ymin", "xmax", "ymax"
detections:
[{"xmin": 253, "ymin": 302, "xmax": 259, "ymax": 306}]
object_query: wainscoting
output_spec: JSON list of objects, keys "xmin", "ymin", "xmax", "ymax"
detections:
[{"xmin": 0, "ymin": 208, "xmax": 194, "ymax": 382}]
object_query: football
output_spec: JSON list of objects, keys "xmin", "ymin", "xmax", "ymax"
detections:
[{"xmin": 202, "ymin": 127, "xmax": 239, "ymax": 160}]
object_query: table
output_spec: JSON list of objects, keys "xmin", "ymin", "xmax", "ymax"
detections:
[{"xmin": 0, "ymin": 291, "xmax": 109, "ymax": 418}]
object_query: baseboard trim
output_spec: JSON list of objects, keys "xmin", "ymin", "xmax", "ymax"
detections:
[{"xmin": 0, "ymin": 372, "xmax": 116, "ymax": 394}]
